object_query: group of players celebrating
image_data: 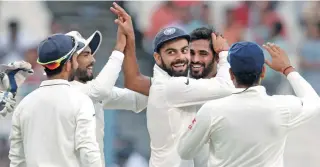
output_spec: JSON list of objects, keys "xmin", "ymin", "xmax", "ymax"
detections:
[{"xmin": 1, "ymin": 2, "xmax": 319, "ymax": 167}]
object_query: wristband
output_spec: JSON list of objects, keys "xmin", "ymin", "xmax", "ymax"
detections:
[{"xmin": 282, "ymin": 66, "xmax": 293, "ymax": 75}]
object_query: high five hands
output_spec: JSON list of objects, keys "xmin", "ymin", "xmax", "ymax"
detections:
[{"xmin": 110, "ymin": 2, "xmax": 135, "ymax": 39}]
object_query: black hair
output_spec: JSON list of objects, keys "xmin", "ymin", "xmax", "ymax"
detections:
[
  {"xmin": 234, "ymin": 72, "xmax": 262, "ymax": 87},
  {"xmin": 190, "ymin": 26, "xmax": 218, "ymax": 57}
]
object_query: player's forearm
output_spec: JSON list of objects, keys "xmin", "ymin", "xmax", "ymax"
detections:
[
  {"xmin": 178, "ymin": 109, "xmax": 212, "ymax": 160},
  {"xmin": 9, "ymin": 112, "xmax": 26, "ymax": 167},
  {"xmin": 166, "ymin": 77, "xmax": 233, "ymax": 108},
  {"xmin": 79, "ymin": 148, "xmax": 102, "ymax": 167},
  {"xmin": 102, "ymin": 87, "xmax": 147, "ymax": 112},
  {"xmin": 76, "ymin": 101, "xmax": 102, "ymax": 167},
  {"xmin": 286, "ymin": 71, "xmax": 320, "ymax": 128},
  {"xmin": 215, "ymin": 51, "xmax": 234, "ymax": 88},
  {"xmin": 216, "ymin": 51, "xmax": 230, "ymax": 77},
  {"xmin": 9, "ymin": 149, "xmax": 26, "ymax": 167},
  {"xmin": 87, "ymin": 51, "xmax": 124, "ymax": 101},
  {"xmin": 123, "ymin": 35, "xmax": 150, "ymax": 96},
  {"xmin": 287, "ymin": 71, "xmax": 319, "ymax": 100},
  {"xmin": 9, "ymin": 141, "xmax": 26, "ymax": 167}
]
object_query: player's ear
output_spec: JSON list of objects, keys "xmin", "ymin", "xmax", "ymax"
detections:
[
  {"xmin": 153, "ymin": 52, "xmax": 162, "ymax": 66},
  {"xmin": 71, "ymin": 54, "xmax": 79, "ymax": 70},
  {"xmin": 260, "ymin": 65, "xmax": 266, "ymax": 79},
  {"xmin": 64, "ymin": 60, "xmax": 72, "ymax": 73}
]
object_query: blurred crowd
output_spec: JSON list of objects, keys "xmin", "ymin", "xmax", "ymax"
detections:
[{"xmin": 0, "ymin": 1, "xmax": 320, "ymax": 167}]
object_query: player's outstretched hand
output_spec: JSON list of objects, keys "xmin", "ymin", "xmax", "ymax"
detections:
[
  {"xmin": 211, "ymin": 33, "xmax": 229, "ymax": 55},
  {"xmin": 110, "ymin": 2, "xmax": 134, "ymax": 38},
  {"xmin": 263, "ymin": 43, "xmax": 292, "ymax": 74}
]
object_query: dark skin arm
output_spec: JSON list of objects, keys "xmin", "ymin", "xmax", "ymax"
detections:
[
  {"xmin": 123, "ymin": 33, "xmax": 151, "ymax": 96},
  {"xmin": 111, "ymin": 2, "xmax": 151, "ymax": 96}
]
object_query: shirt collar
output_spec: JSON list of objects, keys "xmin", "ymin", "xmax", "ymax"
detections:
[
  {"xmin": 40, "ymin": 79, "xmax": 71, "ymax": 87},
  {"xmin": 232, "ymin": 85, "xmax": 267, "ymax": 95},
  {"xmin": 70, "ymin": 80, "xmax": 85, "ymax": 86},
  {"xmin": 153, "ymin": 64, "xmax": 171, "ymax": 78}
]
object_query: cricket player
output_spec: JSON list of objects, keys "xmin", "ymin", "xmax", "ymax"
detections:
[
  {"xmin": 0, "ymin": 61, "xmax": 33, "ymax": 118},
  {"xmin": 9, "ymin": 34, "xmax": 102, "ymax": 167},
  {"xmin": 178, "ymin": 42, "xmax": 320, "ymax": 167},
  {"xmin": 110, "ymin": 3, "xmax": 234, "ymax": 167},
  {"xmin": 188, "ymin": 27, "xmax": 222, "ymax": 166},
  {"xmin": 64, "ymin": 27, "xmax": 148, "ymax": 166}
]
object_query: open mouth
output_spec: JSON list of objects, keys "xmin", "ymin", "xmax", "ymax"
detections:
[
  {"xmin": 172, "ymin": 63, "xmax": 187, "ymax": 71},
  {"xmin": 191, "ymin": 64, "xmax": 204, "ymax": 72},
  {"xmin": 87, "ymin": 66, "xmax": 93, "ymax": 74}
]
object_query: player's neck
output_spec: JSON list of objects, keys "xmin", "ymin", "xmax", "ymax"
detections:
[
  {"xmin": 235, "ymin": 83, "xmax": 259, "ymax": 89},
  {"xmin": 47, "ymin": 74, "xmax": 69, "ymax": 81},
  {"xmin": 74, "ymin": 77, "xmax": 86, "ymax": 84}
]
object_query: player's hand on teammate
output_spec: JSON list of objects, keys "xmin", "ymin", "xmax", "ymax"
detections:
[
  {"xmin": 211, "ymin": 33, "xmax": 229, "ymax": 55},
  {"xmin": 110, "ymin": 2, "xmax": 134, "ymax": 38},
  {"xmin": 263, "ymin": 43, "xmax": 293, "ymax": 75}
]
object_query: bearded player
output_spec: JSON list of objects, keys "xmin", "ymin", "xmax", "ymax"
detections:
[{"xmin": 65, "ymin": 28, "xmax": 148, "ymax": 166}]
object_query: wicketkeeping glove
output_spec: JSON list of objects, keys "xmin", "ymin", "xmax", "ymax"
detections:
[
  {"xmin": 0, "ymin": 61, "xmax": 34, "ymax": 117},
  {"xmin": 0, "ymin": 60, "xmax": 34, "ymax": 92},
  {"xmin": 0, "ymin": 91, "xmax": 16, "ymax": 117}
]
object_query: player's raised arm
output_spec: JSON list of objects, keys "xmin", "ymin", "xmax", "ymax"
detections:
[
  {"xmin": 111, "ymin": 2, "xmax": 151, "ymax": 96},
  {"xmin": 263, "ymin": 43, "xmax": 320, "ymax": 129},
  {"xmin": 66, "ymin": 25, "xmax": 126, "ymax": 103}
]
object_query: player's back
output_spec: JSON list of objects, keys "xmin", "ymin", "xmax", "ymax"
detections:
[
  {"xmin": 206, "ymin": 86, "xmax": 308, "ymax": 167},
  {"xmin": 15, "ymin": 80, "xmax": 90, "ymax": 167}
]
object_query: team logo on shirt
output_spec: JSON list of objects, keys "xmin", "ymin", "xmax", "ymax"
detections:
[
  {"xmin": 188, "ymin": 118, "xmax": 197, "ymax": 130},
  {"xmin": 163, "ymin": 28, "xmax": 176, "ymax": 36}
]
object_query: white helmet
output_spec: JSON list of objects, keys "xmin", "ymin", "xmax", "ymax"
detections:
[{"xmin": 66, "ymin": 30, "xmax": 102, "ymax": 56}]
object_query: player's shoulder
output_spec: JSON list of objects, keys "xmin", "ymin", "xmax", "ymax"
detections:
[
  {"xmin": 270, "ymin": 94, "xmax": 302, "ymax": 107},
  {"xmin": 201, "ymin": 95, "xmax": 232, "ymax": 111},
  {"xmin": 69, "ymin": 86, "xmax": 92, "ymax": 102},
  {"xmin": 18, "ymin": 87, "xmax": 42, "ymax": 106},
  {"xmin": 271, "ymin": 94, "xmax": 297, "ymax": 100}
]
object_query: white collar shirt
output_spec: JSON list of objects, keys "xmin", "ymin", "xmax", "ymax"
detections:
[
  {"xmin": 178, "ymin": 72, "xmax": 320, "ymax": 167},
  {"xmin": 9, "ymin": 79, "xmax": 101, "ymax": 167}
]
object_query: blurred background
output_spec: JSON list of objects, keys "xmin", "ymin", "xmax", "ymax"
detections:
[{"xmin": 0, "ymin": 1, "xmax": 320, "ymax": 167}]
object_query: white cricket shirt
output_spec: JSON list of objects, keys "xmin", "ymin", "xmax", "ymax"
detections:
[
  {"xmin": 147, "ymin": 51, "xmax": 234, "ymax": 167},
  {"xmin": 70, "ymin": 50, "xmax": 148, "ymax": 166},
  {"xmin": 178, "ymin": 72, "xmax": 320, "ymax": 167},
  {"xmin": 9, "ymin": 79, "xmax": 101, "ymax": 167}
]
